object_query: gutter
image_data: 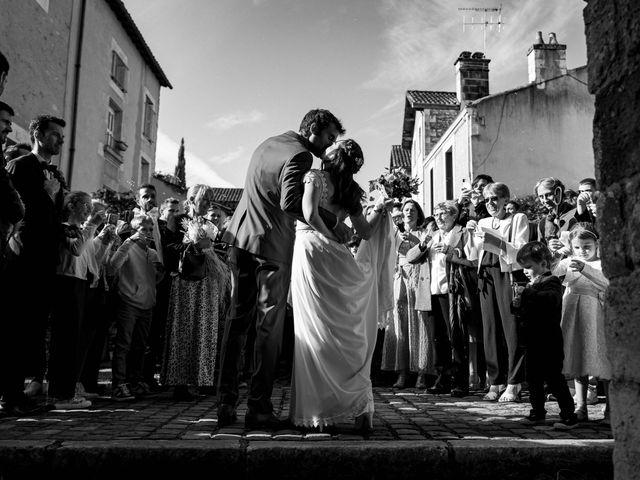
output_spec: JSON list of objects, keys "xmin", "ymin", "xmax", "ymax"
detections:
[{"xmin": 66, "ymin": 0, "xmax": 87, "ymax": 186}]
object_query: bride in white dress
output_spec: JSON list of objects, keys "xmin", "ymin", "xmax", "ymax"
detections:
[{"xmin": 289, "ymin": 139, "xmax": 395, "ymax": 432}]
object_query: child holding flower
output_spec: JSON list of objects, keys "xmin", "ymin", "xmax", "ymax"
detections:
[{"xmin": 161, "ymin": 184, "xmax": 231, "ymax": 400}]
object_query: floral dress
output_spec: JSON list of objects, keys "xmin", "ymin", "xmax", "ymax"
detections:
[{"xmin": 161, "ymin": 216, "xmax": 231, "ymax": 387}]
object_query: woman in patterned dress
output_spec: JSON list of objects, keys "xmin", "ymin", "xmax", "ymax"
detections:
[
  {"xmin": 381, "ymin": 199, "xmax": 434, "ymax": 389},
  {"xmin": 161, "ymin": 184, "xmax": 231, "ymax": 400}
]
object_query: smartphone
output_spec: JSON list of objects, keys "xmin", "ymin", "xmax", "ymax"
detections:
[{"xmin": 107, "ymin": 213, "xmax": 119, "ymax": 225}]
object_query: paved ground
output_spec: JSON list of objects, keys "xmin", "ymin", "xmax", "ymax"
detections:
[{"xmin": 0, "ymin": 377, "xmax": 614, "ymax": 479}]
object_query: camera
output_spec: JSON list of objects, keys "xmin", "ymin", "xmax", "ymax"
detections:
[{"xmin": 107, "ymin": 213, "xmax": 119, "ymax": 226}]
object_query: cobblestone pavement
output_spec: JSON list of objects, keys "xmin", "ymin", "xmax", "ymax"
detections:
[{"xmin": 0, "ymin": 381, "xmax": 613, "ymax": 442}]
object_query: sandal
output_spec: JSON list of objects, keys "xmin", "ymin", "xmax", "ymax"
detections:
[
  {"xmin": 498, "ymin": 383, "xmax": 522, "ymax": 402},
  {"xmin": 482, "ymin": 385, "xmax": 505, "ymax": 402},
  {"xmin": 483, "ymin": 384, "xmax": 505, "ymax": 401}
]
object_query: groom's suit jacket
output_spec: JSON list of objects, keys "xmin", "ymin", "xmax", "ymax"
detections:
[{"xmin": 222, "ymin": 130, "xmax": 315, "ymax": 265}]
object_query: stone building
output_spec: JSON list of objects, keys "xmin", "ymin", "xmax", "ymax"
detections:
[
  {"xmin": 401, "ymin": 33, "xmax": 594, "ymax": 214},
  {"xmin": 0, "ymin": 0, "xmax": 171, "ymax": 195}
]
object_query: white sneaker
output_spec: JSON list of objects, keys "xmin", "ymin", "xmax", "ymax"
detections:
[
  {"xmin": 53, "ymin": 396, "xmax": 92, "ymax": 410},
  {"xmin": 24, "ymin": 380, "xmax": 43, "ymax": 397},
  {"xmin": 75, "ymin": 382, "xmax": 99, "ymax": 399}
]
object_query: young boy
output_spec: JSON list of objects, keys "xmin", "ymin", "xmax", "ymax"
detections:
[
  {"xmin": 513, "ymin": 241, "xmax": 578, "ymax": 430},
  {"xmin": 109, "ymin": 214, "xmax": 164, "ymax": 401}
]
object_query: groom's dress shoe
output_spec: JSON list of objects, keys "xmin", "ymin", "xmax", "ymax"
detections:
[
  {"xmin": 217, "ymin": 404, "xmax": 237, "ymax": 427},
  {"xmin": 244, "ymin": 411, "xmax": 287, "ymax": 430}
]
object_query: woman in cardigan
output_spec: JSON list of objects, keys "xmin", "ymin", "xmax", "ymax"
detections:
[{"xmin": 465, "ymin": 182, "xmax": 529, "ymax": 402}]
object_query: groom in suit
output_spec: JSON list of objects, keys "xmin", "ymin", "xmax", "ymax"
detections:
[{"xmin": 217, "ymin": 109, "xmax": 349, "ymax": 428}]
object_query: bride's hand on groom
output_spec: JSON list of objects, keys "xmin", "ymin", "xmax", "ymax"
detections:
[{"xmin": 332, "ymin": 222, "xmax": 353, "ymax": 244}]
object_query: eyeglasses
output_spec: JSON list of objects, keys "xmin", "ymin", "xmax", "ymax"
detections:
[{"xmin": 483, "ymin": 196, "xmax": 501, "ymax": 204}]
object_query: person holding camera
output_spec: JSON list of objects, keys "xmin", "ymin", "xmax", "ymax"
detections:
[
  {"xmin": 47, "ymin": 191, "xmax": 108, "ymax": 409},
  {"xmin": 109, "ymin": 214, "xmax": 164, "ymax": 401},
  {"xmin": 576, "ymin": 178, "xmax": 598, "ymax": 224}
]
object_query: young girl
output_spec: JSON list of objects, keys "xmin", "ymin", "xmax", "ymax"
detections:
[{"xmin": 553, "ymin": 222, "xmax": 611, "ymax": 424}]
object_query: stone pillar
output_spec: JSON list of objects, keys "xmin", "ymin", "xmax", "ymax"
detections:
[{"xmin": 584, "ymin": 1, "xmax": 640, "ymax": 479}]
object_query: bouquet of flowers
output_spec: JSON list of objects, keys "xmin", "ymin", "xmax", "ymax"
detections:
[
  {"xmin": 374, "ymin": 167, "xmax": 421, "ymax": 201},
  {"xmin": 181, "ymin": 217, "xmax": 219, "ymax": 244}
]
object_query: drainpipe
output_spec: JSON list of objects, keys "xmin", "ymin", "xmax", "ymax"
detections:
[{"xmin": 66, "ymin": 0, "xmax": 87, "ymax": 186}]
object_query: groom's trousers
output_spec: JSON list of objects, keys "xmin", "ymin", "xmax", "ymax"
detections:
[{"xmin": 217, "ymin": 247, "xmax": 291, "ymax": 415}]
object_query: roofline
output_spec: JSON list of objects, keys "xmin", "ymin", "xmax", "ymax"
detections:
[
  {"xmin": 467, "ymin": 65, "xmax": 588, "ymax": 107},
  {"xmin": 406, "ymin": 90, "xmax": 459, "ymax": 109},
  {"xmin": 105, "ymin": 0, "xmax": 173, "ymax": 89},
  {"xmin": 421, "ymin": 65, "xmax": 590, "ymax": 164}
]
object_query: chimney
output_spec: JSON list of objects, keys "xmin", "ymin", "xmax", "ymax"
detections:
[
  {"xmin": 527, "ymin": 31, "xmax": 567, "ymax": 83},
  {"xmin": 454, "ymin": 51, "xmax": 490, "ymax": 105}
]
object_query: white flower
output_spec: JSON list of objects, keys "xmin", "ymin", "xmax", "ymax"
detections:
[{"xmin": 181, "ymin": 217, "xmax": 219, "ymax": 244}]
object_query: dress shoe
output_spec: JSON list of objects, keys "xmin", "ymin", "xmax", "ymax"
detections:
[
  {"xmin": 244, "ymin": 411, "xmax": 286, "ymax": 430},
  {"xmin": 426, "ymin": 384, "xmax": 451, "ymax": 395},
  {"xmin": 172, "ymin": 385, "xmax": 195, "ymax": 401},
  {"xmin": 217, "ymin": 404, "xmax": 237, "ymax": 427},
  {"xmin": 450, "ymin": 387, "xmax": 469, "ymax": 398},
  {"xmin": 1, "ymin": 397, "xmax": 53, "ymax": 416}
]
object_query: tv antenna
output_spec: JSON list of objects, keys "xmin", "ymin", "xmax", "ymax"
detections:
[{"xmin": 458, "ymin": 5, "xmax": 505, "ymax": 53}]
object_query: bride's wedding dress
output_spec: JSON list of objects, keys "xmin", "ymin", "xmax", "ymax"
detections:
[{"xmin": 289, "ymin": 170, "xmax": 395, "ymax": 429}]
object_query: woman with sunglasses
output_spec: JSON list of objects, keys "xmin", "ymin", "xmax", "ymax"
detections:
[{"xmin": 465, "ymin": 182, "xmax": 529, "ymax": 402}]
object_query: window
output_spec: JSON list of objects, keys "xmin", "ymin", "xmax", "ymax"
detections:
[
  {"xmin": 111, "ymin": 51, "xmax": 128, "ymax": 92},
  {"xmin": 105, "ymin": 100, "xmax": 123, "ymax": 150},
  {"xmin": 445, "ymin": 148, "xmax": 453, "ymax": 200},
  {"xmin": 140, "ymin": 157, "xmax": 150, "ymax": 184},
  {"xmin": 103, "ymin": 157, "xmax": 120, "ymax": 190},
  {"xmin": 143, "ymin": 95, "xmax": 155, "ymax": 141}
]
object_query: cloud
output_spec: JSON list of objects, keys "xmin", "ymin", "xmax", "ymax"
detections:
[
  {"xmin": 206, "ymin": 109, "xmax": 265, "ymax": 131},
  {"xmin": 367, "ymin": 0, "xmax": 585, "ymax": 94},
  {"xmin": 208, "ymin": 146, "xmax": 246, "ymax": 165},
  {"xmin": 155, "ymin": 131, "xmax": 234, "ymax": 188}
]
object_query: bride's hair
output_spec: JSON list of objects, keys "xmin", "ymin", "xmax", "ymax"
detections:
[{"xmin": 324, "ymin": 139, "xmax": 365, "ymax": 215}]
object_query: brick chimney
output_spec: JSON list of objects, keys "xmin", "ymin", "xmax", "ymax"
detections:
[
  {"xmin": 527, "ymin": 31, "xmax": 567, "ymax": 82},
  {"xmin": 454, "ymin": 51, "xmax": 490, "ymax": 105}
]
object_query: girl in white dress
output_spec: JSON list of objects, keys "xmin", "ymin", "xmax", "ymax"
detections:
[
  {"xmin": 553, "ymin": 222, "xmax": 611, "ymax": 423},
  {"xmin": 289, "ymin": 139, "xmax": 395, "ymax": 432}
]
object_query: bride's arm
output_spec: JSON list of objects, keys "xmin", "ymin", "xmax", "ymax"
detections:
[
  {"xmin": 350, "ymin": 200, "xmax": 392, "ymax": 240},
  {"xmin": 302, "ymin": 177, "xmax": 339, "ymax": 240}
]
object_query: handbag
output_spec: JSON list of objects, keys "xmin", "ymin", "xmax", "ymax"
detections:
[{"xmin": 178, "ymin": 245, "xmax": 207, "ymax": 281}]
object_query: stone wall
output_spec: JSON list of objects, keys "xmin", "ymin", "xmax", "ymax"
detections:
[{"xmin": 584, "ymin": 1, "xmax": 640, "ymax": 479}]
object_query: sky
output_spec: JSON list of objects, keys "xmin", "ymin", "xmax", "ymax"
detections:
[{"xmin": 125, "ymin": 0, "xmax": 588, "ymax": 189}]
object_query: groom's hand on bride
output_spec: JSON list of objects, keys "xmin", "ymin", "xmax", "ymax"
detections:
[{"xmin": 333, "ymin": 222, "xmax": 353, "ymax": 244}]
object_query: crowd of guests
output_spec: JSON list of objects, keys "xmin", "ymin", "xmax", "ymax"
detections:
[
  {"xmin": 369, "ymin": 174, "xmax": 609, "ymax": 429},
  {"xmin": 0, "ymin": 48, "xmax": 610, "ymax": 430},
  {"xmin": 0, "ymin": 47, "xmax": 234, "ymax": 414}
]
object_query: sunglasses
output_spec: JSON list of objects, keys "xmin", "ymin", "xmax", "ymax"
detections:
[{"xmin": 483, "ymin": 196, "xmax": 501, "ymax": 204}]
